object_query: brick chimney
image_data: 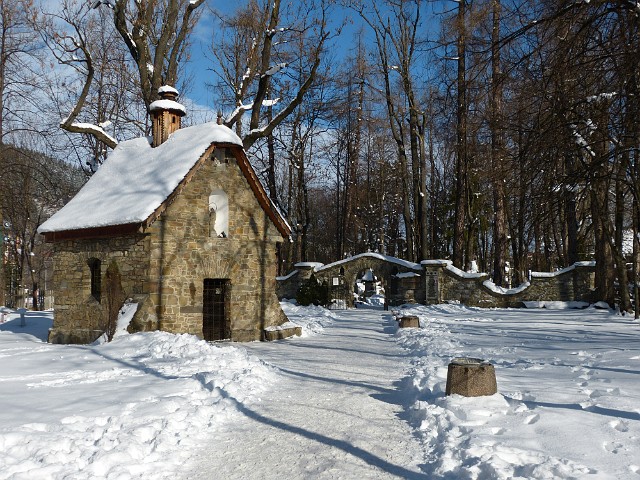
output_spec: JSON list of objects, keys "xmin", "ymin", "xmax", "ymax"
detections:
[{"xmin": 150, "ymin": 86, "xmax": 186, "ymax": 147}]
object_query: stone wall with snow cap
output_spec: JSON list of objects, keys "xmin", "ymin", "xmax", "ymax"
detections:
[
  {"xmin": 276, "ymin": 255, "xmax": 596, "ymax": 308},
  {"xmin": 431, "ymin": 260, "xmax": 596, "ymax": 307},
  {"xmin": 276, "ymin": 253, "xmax": 422, "ymax": 307}
]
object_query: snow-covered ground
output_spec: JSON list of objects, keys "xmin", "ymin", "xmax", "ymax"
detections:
[
  {"xmin": 0, "ymin": 303, "xmax": 638, "ymax": 479},
  {"xmin": 0, "ymin": 310, "xmax": 276, "ymax": 479},
  {"xmin": 395, "ymin": 303, "xmax": 640, "ymax": 479}
]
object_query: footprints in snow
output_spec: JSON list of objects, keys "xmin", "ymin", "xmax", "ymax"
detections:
[
  {"xmin": 603, "ymin": 441, "xmax": 623, "ymax": 454},
  {"xmin": 610, "ymin": 419, "xmax": 629, "ymax": 433}
]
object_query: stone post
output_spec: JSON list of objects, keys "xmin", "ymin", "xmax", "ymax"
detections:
[
  {"xmin": 17, "ymin": 308, "xmax": 27, "ymax": 327},
  {"xmin": 398, "ymin": 315, "xmax": 420, "ymax": 328},
  {"xmin": 421, "ymin": 260, "xmax": 447, "ymax": 305},
  {"xmin": 446, "ymin": 357, "xmax": 497, "ymax": 397},
  {"xmin": 573, "ymin": 261, "xmax": 596, "ymax": 303},
  {"xmin": 294, "ymin": 262, "xmax": 324, "ymax": 283}
]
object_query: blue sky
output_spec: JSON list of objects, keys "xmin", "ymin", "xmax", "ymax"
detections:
[
  {"xmin": 182, "ymin": 1, "xmax": 362, "ymax": 111},
  {"xmin": 181, "ymin": 1, "xmax": 452, "ymax": 118}
]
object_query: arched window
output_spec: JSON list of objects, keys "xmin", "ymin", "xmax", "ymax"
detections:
[
  {"xmin": 88, "ymin": 258, "xmax": 101, "ymax": 302},
  {"xmin": 209, "ymin": 189, "xmax": 229, "ymax": 238}
]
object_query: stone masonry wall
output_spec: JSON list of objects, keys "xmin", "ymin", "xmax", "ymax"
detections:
[
  {"xmin": 138, "ymin": 146, "xmax": 287, "ymax": 342},
  {"xmin": 48, "ymin": 235, "xmax": 150, "ymax": 344},
  {"xmin": 276, "ymin": 256, "xmax": 596, "ymax": 308},
  {"xmin": 49, "ymin": 145, "xmax": 287, "ymax": 344},
  {"xmin": 433, "ymin": 262, "xmax": 595, "ymax": 307},
  {"xmin": 276, "ymin": 270, "xmax": 301, "ymax": 300},
  {"xmin": 277, "ymin": 254, "xmax": 423, "ymax": 308}
]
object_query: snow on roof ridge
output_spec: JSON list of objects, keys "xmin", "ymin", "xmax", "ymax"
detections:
[
  {"xmin": 149, "ymin": 99, "xmax": 186, "ymax": 115},
  {"xmin": 158, "ymin": 85, "xmax": 179, "ymax": 95}
]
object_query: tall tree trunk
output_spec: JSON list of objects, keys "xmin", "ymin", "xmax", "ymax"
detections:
[
  {"xmin": 453, "ymin": 0, "xmax": 467, "ymax": 268},
  {"xmin": 341, "ymin": 74, "xmax": 364, "ymax": 257},
  {"xmin": 591, "ymin": 185, "xmax": 615, "ymax": 305},
  {"xmin": 614, "ymin": 160, "xmax": 631, "ymax": 312},
  {"xmin": 0, "ymin": 209, "xmax": 4, "ymax": 307},
  {"xmin": 490, "ymin": 0, "xmax": 508, "ymax": 286},
  {"xmin": 266, "ymin": 103, "xmax": 278, "ymax": 205},
  {"xmin": 419, "ymin": 111, "xmax": 429, "ymax": 261},
  {"xmin": 634, "ymin": 199, "xmax": 640, "ymax": 319},
  {"xmin": 428, "ymin": 107, "xmax": 438, "ymax": 259}
]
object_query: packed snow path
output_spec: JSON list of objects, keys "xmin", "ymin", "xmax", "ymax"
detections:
[{"xmin": 185, "ymin": 308, "xmax": 427, "ymax": 479}]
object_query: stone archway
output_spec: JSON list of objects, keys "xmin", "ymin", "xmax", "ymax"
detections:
[{"xmin": 312, "ymin": 253, "xmax": 422, "ymax": 308}]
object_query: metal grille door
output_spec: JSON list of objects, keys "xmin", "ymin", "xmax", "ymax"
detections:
[
  {"xmin": 203, "ymin": 279, "xmax": 229, "ymax": 341},
  {"xmin": 329, "ymin": 277, "xmax": 348, "ymax": 310}
]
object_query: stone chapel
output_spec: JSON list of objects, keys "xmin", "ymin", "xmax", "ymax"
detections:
[{"xmin": 39, "ymin": 86, "xmax": 291, "ymax": 343}]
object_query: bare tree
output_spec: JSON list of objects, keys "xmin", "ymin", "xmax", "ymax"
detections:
[
  {"xmin": 40, "ymin": 0, "xmax": 204, "ymax": 156},
  {"xmin": 0, "ymin": 0, "xmax": 47, "ymax": 305},
  {"xmin": 213, "ymin": 0, "xmax": 334, "ymax": 149}
]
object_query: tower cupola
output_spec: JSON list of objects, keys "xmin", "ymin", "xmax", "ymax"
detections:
[{"xmin": 149, "ymin": 85, "xmax": 186, "ymax": 147}]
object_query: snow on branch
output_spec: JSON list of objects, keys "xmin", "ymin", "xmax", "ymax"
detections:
[
  {"xmin": 266, "ymin": 27, "xmax": 287, "ymax": 35},
  {"xmin": 262, "ymin": 62, "xmax": 287, "ymax": 77},
  {"xmin": 60, "ymin": 120, "xmax": 118, "ymax": 149},
  {"xmin": 586, "ymin": 92, "xmax": 617, "ymax": 103},
  {"xmin": 225, "ymin": 103, "xmax": 254, "ymax": 126},
  {"xmin": 224, "ymin": 98, "xmax": 281, "ymax": 126},
  {"xmin": 569, "ymin": 123, "xmax": 595, "ymax": 158},
  {"xmin": 262, "ymin": 98, "xmax": 280, "ymax": 107}
]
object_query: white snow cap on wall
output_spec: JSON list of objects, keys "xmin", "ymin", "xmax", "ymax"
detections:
[{"xmin": 39, "ymin": 122, "xmax": 242, "ymax": 233}]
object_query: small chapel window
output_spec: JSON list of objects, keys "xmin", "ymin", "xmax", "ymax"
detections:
[
  {"xmin": 88, "ymin": 258, "xmax": 101, "ymax": 302},
  {"xmin": 209, "ymin": 189, "xmax": 229, "ymax": 238},
  {"xmin": 211, "ymin": 147, "xmax": 234, "ymax": 166},
  {"xmin": 211, "ymin": 148, "xmax": 228, "ymax": 166}
]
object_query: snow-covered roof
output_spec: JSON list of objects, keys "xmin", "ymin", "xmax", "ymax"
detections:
[
  {"xmin": 149, "ymin": 99, "xmax": 186, "ymax": 115},
  {"xmin": 158, "ymin": 85, "xmax": 179, "ymax": 95},
  {"xmin": 39, "ymin": 122, "xmax": 243, "ymax": 234}
]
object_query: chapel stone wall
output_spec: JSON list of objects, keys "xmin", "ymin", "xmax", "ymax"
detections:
[
  {"xmin": 48, "ymin": 235, "xmax": 150, "ymax": 344},
  {"xmin": 138, "ymin": 146, "xmax": 287, "ymax": 342}
]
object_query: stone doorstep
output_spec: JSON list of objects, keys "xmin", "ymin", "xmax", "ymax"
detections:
[
  {"xmin": 48, "ymin": 328, "xmax": 104, "ymax": 345},
  {"xmin": 264, "ymin": 325, "xmax": 302, "ymax": 341}
]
